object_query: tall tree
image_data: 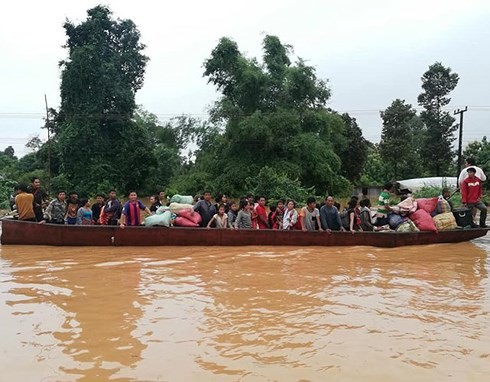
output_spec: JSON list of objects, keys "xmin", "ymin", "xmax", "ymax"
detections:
[
  {"xmin": 379, "ymin": 99, "xmax": 417, "ymax": 179},
  {"xmin": 417, "ymin": 62, "xmax": 459, "ymax": 176},
  {"xmin": 197, "ymin": 35, "xmax": 362, "ymax": 197},
  {"xmin": 55, "ymin": 5, "xmax": 153, "ymax": 195}
]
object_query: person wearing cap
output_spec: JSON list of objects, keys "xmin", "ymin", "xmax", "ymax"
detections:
[{"xmin": 461, "ymin": 167, "xmax": 487, "ymax": 228}]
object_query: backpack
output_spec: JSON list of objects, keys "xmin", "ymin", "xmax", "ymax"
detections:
[{"xmin": 340, "ymin": 208, "xmax": 350, "ymax": 229}]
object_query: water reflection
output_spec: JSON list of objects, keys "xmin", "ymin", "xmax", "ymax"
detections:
[
  {"xmin": 1, "ymin": 247, "xmax": 147, "ymax": 381},
  {"xmin": 0, "ymin": 240, "xmax": 489, "ymax": 381}
]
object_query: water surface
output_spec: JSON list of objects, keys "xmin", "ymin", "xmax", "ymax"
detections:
[{"xmin": 1, "ymin": 236, "xmax": 489, "ymax": 381}]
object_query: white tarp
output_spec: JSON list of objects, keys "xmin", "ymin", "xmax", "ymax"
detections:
[{"xmin": 396, "ymin": 177, "xmax": 457, "ymax": 192}]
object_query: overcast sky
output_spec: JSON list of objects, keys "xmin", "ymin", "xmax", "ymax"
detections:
[{"xmin": 1, "ymin": 0, "xmax": 489, "ymax": 157}]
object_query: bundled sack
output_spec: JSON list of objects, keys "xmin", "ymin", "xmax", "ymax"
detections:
[
  {"xmin": 169, "ymin": 202, "xmax": 194, "ymax": 214},
  {"xmin": 396, "ymin": 197, "xmax": 418, "ymax": 215},
  {"xmin": 174, "ymin": 216, "xmax": 199, "ymax": 227},
  {"xmin": 433, "ymin": 212, "xmax": 457, "ymax": 231},
  {"xmin": 145, "ymin": 210, "xmax": 171, "ymax": 227},
  {"xmin": 169, "ymin": 194, "xmax": 194, "ymax": 205},
  {"xmin": 436, "ymin": 196, "xmax": 451, "ymax": 214},
  {"xmin": 389, "ymin": 213, "xmax": 407, "ymax": 229},
  {"xmin": 416, "ymin": 197, "xmax": 438, "ymax": 214},
  {"xmin": 409, "ymin": 209, "xmax": 438, "ymax": 232},
  {"xmin": 396, "ymin": 220, "xmax": 420, "ymax": 233},
  {"xmin": 177, "ymin": 209, "xmax": 202, "ymax": 225},
  {"xmin": 156, "ymin": 205, "xmax": 170, "ymax": 215}
]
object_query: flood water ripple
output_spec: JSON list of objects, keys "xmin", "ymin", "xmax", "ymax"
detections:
[{"xmin": 1, "ymin": 235, "xmax": 489, "ymax": 381}]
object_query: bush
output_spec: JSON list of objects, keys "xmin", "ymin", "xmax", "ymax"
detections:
[
  {"xmin": 244, "ymin": 166, "xmax": 313, "ymax": 203},
  {"xmin": 413, "ymin": 186, "xmax": 462, "ymax": 208}
]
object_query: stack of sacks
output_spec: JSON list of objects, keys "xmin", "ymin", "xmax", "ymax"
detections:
[
  {"xmin": 169, "ymin": 203, "xmax": 202, "ymax": 227},
  {"xmin": 169, "ymin": 194, "xmax": 194, "ymax": 205},
  {"xmin": 169, "ymin": 202, "xmax": 193, "ymax": 214},
  {"xmin": 408, "ymin": 197, "xmax": 438, "ymax": 232},
  {"xmin": 145, "ymin": 210, "xmax": 172, "ymax": 227}
]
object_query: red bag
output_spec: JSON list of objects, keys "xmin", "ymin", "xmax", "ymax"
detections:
[
  {"xmin": 416, "ymin": 197, "xmax": 438, "ymax": 214},
  {"xmin": 409, "ymin": 209, "xmax": 437, "ymax": 232},
  {"xmin": 177, "ymin": 209, "xmax": 202, "ymax": 224},
  {"xmin": 174, "ymin": 216, "xmax": 199, "ymax": 227}
]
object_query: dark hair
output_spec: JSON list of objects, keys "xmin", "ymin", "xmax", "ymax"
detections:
[
  {"xmin": 467, "ymin": 167, "xmax": 476, "ymax": 173},
  {"xmin": 269, "ymin": 205, "xmax": 277, "ymax": 212},
  {"xmin": 217, "ymin": 204, "xmax": 226, "ymax": 210},
  {"xmin": 239, "ymin": 199, "xmax": 249, "ymax": 210},
  {"xmin": 334, "ymin": 202, "xmax": 341, "ymax": 210},
  {"xmin": 203, "ymin": 190, "xmax": 211, "ymax": 195},
  {"xmin": 96, "ymin": 193, "xmax": 106, "ymax": 199},
  {"xmin": 15, "ymin": 183, "xmax": 28, "ymax": 192},
  {"xmin": 442, "ymin": 187, "xmax": 450, "ymax": 194},
  {"xmin": 306, "ymin": 196, "xmax": 316, "ymax": 205},
  {"xmin": 57, "ymin": 190, "xmax": 66, "ymax": 195},
  {"xmin": 79, "ymin": 198, "xmax": 89, "ymax": 206},
  {"xmin": 109, "ymin": 189, "xmax": 116, "ymax": 193},
  {"xmin": 348, "ymin": 199, "xmax": 358, "ymax": 209},
  {"xmin": 384, "ymin": 182, "xmax": 393, "ymax": 191},
  {"xmin": 30, "ymin": 176, "xmax": 39, "ymax": 183},
  {"xmin": 466, "ymin": 157, "xmax": 476, "ymax": 166},
  {"xmin": 351, "ymin": 195, "xmax": 359, "ymax": 201},
  {"xmin": 68, "ymin": 191, "xmax": 78, "ymax": 196},
  {"xmin": 287, "ymin": 199, "xmax": 296, "ymax": 208},
  {"xmin": 360, "ymin": 199, "xmax": 371, "ymax": 208},
  {"xmin": 258, "ymin": 195, "xmax": 266, "ymax": 201}
]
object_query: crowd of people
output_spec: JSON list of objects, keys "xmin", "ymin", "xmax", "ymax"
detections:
[{"xmin": 9, "ymin": 156, "xmax": 488, "ymax": 232}]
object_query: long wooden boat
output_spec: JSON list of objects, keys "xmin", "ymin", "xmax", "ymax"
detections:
[{"xmin": 1, "ymin": 218, "xmax": 488, "ymax": 248}]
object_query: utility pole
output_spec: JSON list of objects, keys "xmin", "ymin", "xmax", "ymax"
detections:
[
  {"xmin": 44, "ymin": 94, "xmax": 51, "ymax": 195},
  {"xmin": 454, "ymin": 106, "xmax": 468, "ymax": 178}
]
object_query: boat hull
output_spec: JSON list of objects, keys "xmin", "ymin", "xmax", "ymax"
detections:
[{"xmin": 1, "ymin": 219, "xmax": 488, "ymax": 247}]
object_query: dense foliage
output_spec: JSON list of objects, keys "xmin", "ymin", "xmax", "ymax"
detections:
[
  {"xmin": 2, "ymin": 6, "xmax": 487, "ymax": 205},
  {"xmin": 417, "ymin": 62, "xmax": 459, "ymax": 176}
]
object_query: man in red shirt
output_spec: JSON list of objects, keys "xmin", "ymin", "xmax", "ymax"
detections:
[
  {"xmin": 120, "ymin": 192, "xmax": 152, "ymax": 228},
  {"xmin": 255, "ymin": 196, "xmax": 269, "ymax": 229},
  {"xmin": 461, "ymin": 167, "xmax": 487, "ymax": 228}
]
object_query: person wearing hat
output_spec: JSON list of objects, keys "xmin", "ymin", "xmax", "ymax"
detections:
[{"xmin": 461, "ymin": 167, "xmax": 487, "ymax": 228}]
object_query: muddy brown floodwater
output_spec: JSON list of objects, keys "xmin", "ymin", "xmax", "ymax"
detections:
[{"xmin": 1, "ymin": 235, "xmax": 489, "ymax": 381}]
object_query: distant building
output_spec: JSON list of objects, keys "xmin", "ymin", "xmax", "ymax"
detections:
[{"xmin": 352, "ymin": 185, "xmax": 383, "ymax": 200}]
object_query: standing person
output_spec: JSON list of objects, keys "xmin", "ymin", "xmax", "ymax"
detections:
[
  {"xmin": 348, "ymin": 198, "xmax": 362, "ymax": 233},
  {"xmin": 76, "ymin": 199, "xmax": 93, "ymax": 225},
  {"xmin": 461, "ymin": 167, "xmax": 487, "ymax": 228},
  {"xmin": 120, "ymin": 192, "xmax": 152, "ymax": 228},
  {"xmin": 28, "ymin": 177, "xmax": 49, "ymax": 222},
  {"xmin": 255, "ymin": 196, "xmax": 269, "ymax": 229},
  {"xmin": 458, "ymin": 157, "xmax": 487, "ymax": 187},
  {"xmin": 66, "ymin": 192, "xmax": 81, "ymax": 225},
  {"xmin": 14, "ymin": 183, "xmax": 36, "ymax": 221},
  {"xmin": 207, "ymin": 204, "xmax": 232, "ymax": 229},
  {"xmin": 227, "ymin": 202, "xmax": 238, "ymax": 227},
  {"xmin": 235, "ymin": 199, "xmax": 252, "ymax": 229},
  {"xmin": 91, "ymin": 194, "xmax": 106, "ymax": 224},
  {"xmin": 282, "ymin": 200, "xmax": 298, "ymax": 230},
  {"xmin": 320, "ymin": 196, "xmax": 345, "ymax": 232},
  {"xmin": 42, "ymin": 191, "xmax": 67, "ymax": 224},
  {"xmin": 375, "ymin": 183, "xmax": 392, "ymax": 226},
  {"xmin": 104, "ymin": 190, "xmax": 122, "ymax": 225},
  {"xmin": 299, "ymin": 196, "xmax": 323, "ymax": 232},
  {"xmin": 193, "ymin": 191, "xmax": 217, "ymax": 228},
  {"xmin": 272, "ymin": 199, "xmax": 285, "ymax": 229}
]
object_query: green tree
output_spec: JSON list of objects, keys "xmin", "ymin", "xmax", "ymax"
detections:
[
  {"xmin": 464, "ymin": 136, "xmax": 490, "ymax": 189},
  {"xmin": 379, "ymin": 99, "xmax": 417, "ymax": 179},
  {"xmin": 198, "ymin": 35, "xmax": 362, "ymax": 196},
  {"xmin": 54, "ymin": 5, "xmax": 152, "ymax": 195},
  {"xmin": 417, "ymin": 62, "xmax": 459, "ymax": 176},
  {"xmin": 339, "ymin": 113, "xmax": 368, "ymax": 182}
]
